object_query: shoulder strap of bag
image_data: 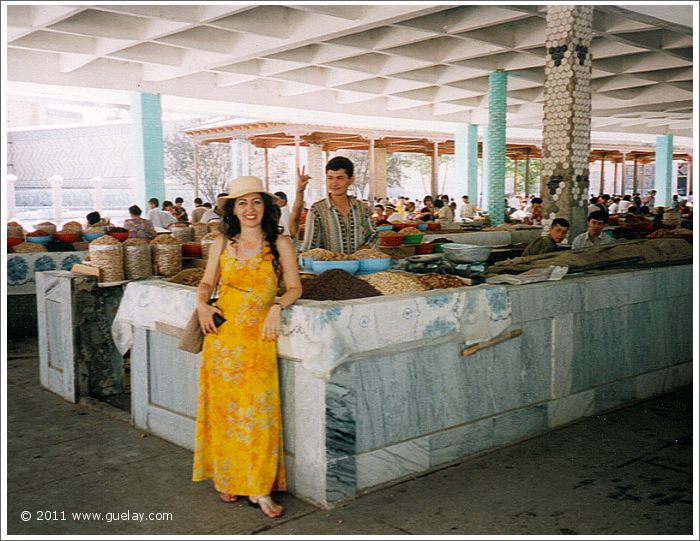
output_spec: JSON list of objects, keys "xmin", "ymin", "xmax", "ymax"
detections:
[{"xmin": 210, "ymin": 234, "xmax": 227, "ymax": 301}]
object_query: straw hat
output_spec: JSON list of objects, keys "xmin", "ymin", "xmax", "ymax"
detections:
[{"xmin": 216, "ymin": 176, "xmax": 278, "ymax": 209}]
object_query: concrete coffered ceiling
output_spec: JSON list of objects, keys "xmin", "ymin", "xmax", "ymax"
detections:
[{"xmin": 5, "ymin": 3, "xmax": 696, "ymax": 138}]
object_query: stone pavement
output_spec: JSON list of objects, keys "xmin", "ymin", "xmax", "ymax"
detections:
[{"xmin": 5, "ymin": 336, "xmax": 695, "ymax": 536}]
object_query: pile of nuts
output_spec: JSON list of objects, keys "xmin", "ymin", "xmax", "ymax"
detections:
[
  {"xmin": 169, "ymin": 268, "xmax": 204, "ymax": 287},
  {"xmin": 359, "ymin": 271, "xmax": 428, "ymax": 295},
  {"xmin": 417, "ymin": 273, "xmax": 466, "ymax": 290},
  {"xmin": 400, "ymin": 227, "xmax": 423, "ymax": 235},
  {"xmin": 12, "ymin": 242, "xmax": 46, "ymax": 253},
  {"xmin": 300, "ymin": 248, "xmax": 353, "ymax": 260},
  {"xmin": 351, "ymin": 248, "xmax": 390, "ymax": 260},
  {"xmin": 378, "ymin": 230, "xmax": 402, "ymax": 237}
]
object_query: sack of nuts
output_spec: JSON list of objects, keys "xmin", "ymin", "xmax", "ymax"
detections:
[
  {"xmin": 170, "ymin": 225, "xmax": 194, "ymax": 243},
  {"xmin": 123, "ymin": 238, "xmax": 152, "ymax": 280},
  {"xmin": 201, "ymin": 231, "xmax": 219, "ymax": 259},
  {"xmin": 192, "ymin": 223, "xmax": 208, "ymax": 242},
  {"xmin": 150, "ymin": 234, "xmax": 182, "ymax": 277},
  {"xmin": 89, "ymin": 234, "xmax": 124, "ymax": 282}
]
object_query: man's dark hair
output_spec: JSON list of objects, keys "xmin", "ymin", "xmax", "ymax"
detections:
[
  {"xmin": 274, "ymin": 191, "xmax": 288, "ymax": 202},
  {"xmin": 601, "ymin": 194, "xmax": 611, "ymax": 201},
  {"xmin": 434, "ymin": 199, "xmax": 445, "ymax": 208},
  {"xmin": 531, "ymin": 197, "xmax": 543, "ymax": 204},
  {"xmin": 462, "ymin": 195, "xmax": 469, "ymax": 199},
  {"xmin": 128, "ymin": 205, "xmax": 142, "ymax": 216},
  {"xmin": 587, "ymin": 210, "xmax": 608, "ymax": 223},
  {"xmin": 326, "ymin": 156, "xmax": 354, "ymax": 177},
  {"xmin": 148, "ymin": 197, "xmax": 159, "ymax": 207},
  {"xmin": 203, "ymin": 202, "xmax": 212, "ymax": 208},
  {"xmin": 162, "ymin": 200, "xmax": 174, "ymax": 210},
  {"xmin": 589, "ymin": 196, "xmax": 599, "ymax": 204},
  {"xmin": 175, "ymin": 197, "xmax": 184, "ymax": 204},
  {"xmin": 86, "ymin": 211, "xmax": 101, "ymax": 225},
  {"xmin": 551, "ymin": 217, "xmax": 570, "ymax": 229},
  {"xmin": 623, "ymin": 194, "xmax": 631, "ymax": 201},
  {"xmin": 194, "ymin": 197, "xmax": 203, "ymax": 205}
]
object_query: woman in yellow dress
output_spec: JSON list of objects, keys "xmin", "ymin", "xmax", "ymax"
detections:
[{"xmin": 192, "ymin": 176, "xmax": 302, "ymax": 518}]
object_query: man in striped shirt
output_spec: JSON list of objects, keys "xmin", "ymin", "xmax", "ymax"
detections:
[{"xmin": 300, "ymin": 156, "xmax": 377, "ymax": 254}]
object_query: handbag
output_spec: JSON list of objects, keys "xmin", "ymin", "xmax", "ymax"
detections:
[{"xmin": 178, "ymin": 237, "xmax": 226, "ymax": 354}]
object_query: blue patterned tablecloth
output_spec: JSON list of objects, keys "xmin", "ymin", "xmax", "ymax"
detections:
[
  {"xmin": 7, "ymin": 252, "xmax": 88, "ymax": 287},
  {"xmin": 112, "ymin": 279, "xmax": 512, "ymax": 381}
]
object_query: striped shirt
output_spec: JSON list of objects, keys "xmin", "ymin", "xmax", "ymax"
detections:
[{"xmin": 300, "ymin": 196, "xmax": 377, "ymax": 254}]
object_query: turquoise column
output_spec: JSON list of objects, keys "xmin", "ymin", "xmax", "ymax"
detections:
[
  {"xmin": 487, "ymin": 70, "xmax": 507, "ymax": 225},
  {"xmin": 654, "ymin": 134, "xmax": 673, "ymax": 207},
  {"xmin": 482, "ymin": 130, "xmax": 489, "ymax": 209},
  {"xmin": 131, "ymin": 92, "xmax": 165, "ymax": 208}
]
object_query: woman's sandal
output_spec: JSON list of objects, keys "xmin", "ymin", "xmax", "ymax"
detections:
[
  {"xmin": 218, "ymin": 493, "xmax": 239, "ymax": 503},
  {"xmin": 248, "ymin": 495, "xmax": 284, "ymax": 518}
]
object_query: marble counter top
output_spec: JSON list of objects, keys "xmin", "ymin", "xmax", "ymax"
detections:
[
  {"xmin": 112, "ymin": 279, "xmax": 512, "ymax": 381},
  {"xmin": 7, "ymin": 251, "xmax": 88, "ymax": 288}
]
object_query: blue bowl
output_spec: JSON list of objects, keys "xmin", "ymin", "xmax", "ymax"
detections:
[
  {"xmin": 299, "ymin": 255, "xmax": 315, "ymax": 271},
  {"xmin": 376, "ymin": 225, "xmax": 394, "ymax": 232},
  {"xmin": 357, "ymin": 257, "xmax": 392, "ymax": 274},
  {"xmin": 311, "ymin": 260, "xmax": 360, "ymax": 275},
  {"xmin": 26, "ymin": 235, "xmax": 51, "ymax": 245},
  {"xmin": 416, "ymin": 223, "xmax": 428, "ymax": 231},
  {"xmin": 83, "ymin": 232, "xmax": 106, "ymax": 242}
]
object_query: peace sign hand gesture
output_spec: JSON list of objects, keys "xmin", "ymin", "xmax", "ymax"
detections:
[{"xmin": 296, "ymin": 166, "xmax": 311, "ymax": 195}]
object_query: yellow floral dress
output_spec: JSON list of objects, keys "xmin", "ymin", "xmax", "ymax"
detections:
[{"xmin": 192, "ymin": 245, "xmax": 287, "ymax": 495}]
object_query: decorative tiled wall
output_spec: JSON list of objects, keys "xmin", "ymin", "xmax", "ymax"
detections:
[{"xmin": 487, "ymin": 70, "xmax": 507, "ymax": 225}]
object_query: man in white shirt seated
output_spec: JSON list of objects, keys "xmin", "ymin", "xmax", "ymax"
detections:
[
  {"xmin": 571, "ymin": 210, "xmax": 615, "ymax": 250},
  {"xmin": 200, "ymin": 193, "xmax": 227, "ymax": 223},
  {"xmin": 459, "ymin": 195, "xmax": 477, "ymax": 220},
  {"xmin": 274, "ymin": 191, "xmax": 291, "ymax": 234},
  {"xmin": 146, "ymin": 198, "xmax": 177, "ymax": 230}
]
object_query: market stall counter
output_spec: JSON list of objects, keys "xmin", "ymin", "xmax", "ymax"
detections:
[{"xmin": 108, "ymin": 263, "xmax": 692, "ymax": 508}]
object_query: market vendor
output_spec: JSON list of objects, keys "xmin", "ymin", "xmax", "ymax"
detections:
[
  {"xmin": 299, "ymin": 156, "xmax": 377, "ymax": 254},
  {"xmin": 571, "ymin": 210, "xmax": 615, "ymax": 250},
  {"xmin": 522, "ymin": 218, "xmax": 570, "ymax": 256},
  {"xmin": 124, "ymin": 204, "xmax": 156, "ymax": 240}
]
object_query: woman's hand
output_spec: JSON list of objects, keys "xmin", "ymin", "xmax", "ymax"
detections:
[
  {"xmin": 261, "ymin": 304, "xmax": 283, "ymax": 341},
  {"xmin": 197, "ymin": 303, "xmax": 224, "ymax": 335}
]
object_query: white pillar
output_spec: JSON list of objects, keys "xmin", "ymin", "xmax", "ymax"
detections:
[
  {"xmin": 49, "ymin": 175, "xmax": 63, "ymax": 223},
  {"xmin": 367, "ymin": 138, "xmax": 376, "ymax": 201},
  {"xmin": 373, "ymin": 147, "xmax": 388, "ymax": 200},
  {"xmin": 307, "ymin": 143, "xmax": 324, "ymax": 202},
  {"xmin": 92, "ymin": 176, "xmax": 104, "ymax": 214},
  {"xmin": 7, "ymin": 174, "xmax": 17, "ymax": 219},
  {"xmin": 431, "ymin": 141, "xmax": 440, "ymax": 197}
]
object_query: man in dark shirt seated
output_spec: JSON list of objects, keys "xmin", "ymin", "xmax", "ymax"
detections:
[{"xmin": 522, "ymin": 217, "xmax": 570, "ymax": 257}]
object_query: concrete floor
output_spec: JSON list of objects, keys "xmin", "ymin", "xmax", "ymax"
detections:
[{"xmin": 6, "ymin": 336, "xmax": 695, "ymax": 536}]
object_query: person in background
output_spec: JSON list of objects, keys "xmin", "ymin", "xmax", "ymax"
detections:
[
  {"xmin": 274, "ymin": 192, "xmax": 290, "ymax": 234},
  {"xmin": 372, "ymin": 204, "xmax": 387, "ymax": 224},
  {"xmin": 193, "ymin": 175, "xmax": 302, "ymax": 519},
  {"xmin": 404, "ymin": 201, "xmax": 417, "ymax": 222},
  {"xmin": 671, "ymin": 194, "xmax": 680, "ymax": 210},
  {"xmin": 85, "ymin": 211, "xmax": 110, "ymax": 229},
  {"xmin": 434, "ymin": 199, "xmax": 453, "ymax": 226},
  {"xmin": 123, "ymin": 205, "xmax": 156, "ymax": 240},
  {"xmin": 288, "ymin": 168, "xmax": 309, "ymax": 240},
  {"xmin": 530, "ymin": 197, "xmax": 544, "ymax": 224},
  {"xmin": 571, "ymin": 210, "xmax": 615, "ymax": 250},
  {"xmin": 608, "ymin": 197, "xmax": 620, "ymax": 215},
  {"xmin": 300, "ymin": 156, "xmax": 376, "ymax": 254},
  {"xmin": 459, "ymin": 195, "xmax": 477, "ymax": 220},
  {"xmin": 618, "ymin": 194, "xmax": 633, "ymax": 214},
  {"xmin": 200, "ymin": 194, "xmax": 227, "ymax": 223},
  {"xmin": 173, "ymin": 197, "xmax": 189, "ymax": 222},
  {"xmin": 386, "ymin": 204, "xmax": 403, "ymax": 223},
  {"xmin": 396, "ymin": 196, "xmax": 406, "ymax": 220},
  {"xmin": 147, "ymin": 198, "xmax": 177, "ymax": 229},
  {"xmin": 522, "ymin": 218, "xmax": 570, "ymax": 256},
  {"xmin": 449, "ymin": 201, "xmax": 457, "ymax": 218},
  {"xmin": 190, "ymin": 197, "xmax": 207, "ymax": 223},
  {"xmin": 642, "ymin": 189, "xmax": 657, "ymax": 207}
]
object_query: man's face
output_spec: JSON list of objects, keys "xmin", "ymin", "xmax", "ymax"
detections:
[
  {"xmin": 276, "ymin": 199, "xmax": 287, "ymax": 208},
  {"xmin": 326, "ymin": 168, "xmax": 353, "ymax": 197},
  {"xmin": 549, "ymin": 224, "xmax": 569, "ymax": 243},
  {"xmin": 587, "ymin": 218, "xmax": 606, "ymax": 238}
]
